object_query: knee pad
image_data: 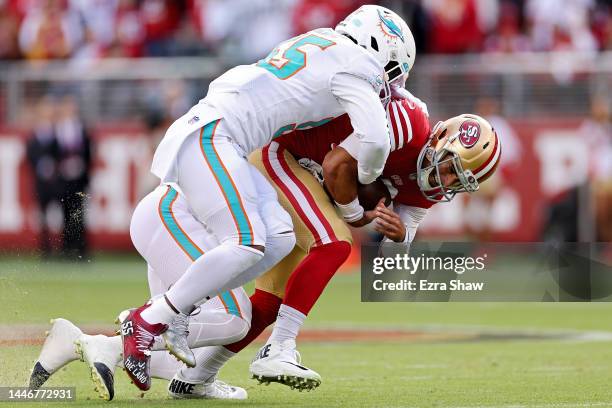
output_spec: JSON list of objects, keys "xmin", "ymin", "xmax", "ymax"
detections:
[
  {"xmin": 260, "ymin": 198, "xmax": 293, "ymax": 236},
  {"xmin": 268, "ymin": 231, "xmax": 296, "ymax": 263},
  {"xmin": 234, "ymin": 243, "xmax": 265, "ymax": 264},
  {"xmin": 224, "ymin": 315, "xmax": 251, "ymax": 344}
]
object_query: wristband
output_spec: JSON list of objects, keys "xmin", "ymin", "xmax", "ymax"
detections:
[{"xmin": 335, "ymin": 198, "xmax": 364, "ymax": 223}]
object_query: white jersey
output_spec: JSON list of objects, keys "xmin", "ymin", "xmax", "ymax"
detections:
[{"xmin": 152, "ymin": 28, "xmax": 390, "ymax": 185}]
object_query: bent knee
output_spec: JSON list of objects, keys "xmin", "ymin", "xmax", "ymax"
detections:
[
  {"xmin": 225, "ymin": 316, "xmax": 251, "ymax": 344},
  {"xmin": 335, "ymin": 240, "xmax": 352, "ymax": 261},
  {"xmin": 248, "ymin": 244, "xmax": 266, "ymax": 253}
]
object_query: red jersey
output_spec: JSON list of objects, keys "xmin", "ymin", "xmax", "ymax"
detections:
[{"xmin": 275, "ymin": 97, "xmax": 434, "ymax": 209}]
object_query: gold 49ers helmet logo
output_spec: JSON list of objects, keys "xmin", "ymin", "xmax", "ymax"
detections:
[{"xmin": 458, "ymin": 120, "xmax": 481, "ymax": 148}]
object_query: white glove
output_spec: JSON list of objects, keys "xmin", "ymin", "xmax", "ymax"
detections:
[{"xmin": 298, "ymin": 158, "xmax": 324, "ymax": 186}]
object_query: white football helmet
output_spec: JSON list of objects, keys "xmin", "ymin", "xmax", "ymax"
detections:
[{"xmin": 336, "ymin": 5, "xmax": 416, "ymax": 104}]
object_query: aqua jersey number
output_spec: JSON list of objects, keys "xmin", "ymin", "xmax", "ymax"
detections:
[{"xmin": 257, "ymin": 34, "xmax": 336, "ymax": 80}]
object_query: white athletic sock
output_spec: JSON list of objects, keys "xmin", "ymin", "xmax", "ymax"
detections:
[
  {"xmin": 140, "ymin": 296, "xmax": 177, "ymax": 325},
  {"xmin": 180, "ymin": 346, "xmax": 236, "ymax": 383},
  {"xmin": 165, "ymin": 244, "xmax": 263, "ymax": 313},
  {"xmin": 269, "ymin": 304, "xmax": 306, "ymax": 343},
  {"xmin": 215, "ymin": 232, "xmax": 295, "ymax": 293},
  {"xmin": 150, "ymin": 351, "xmax": 183, "ymax": 381}
]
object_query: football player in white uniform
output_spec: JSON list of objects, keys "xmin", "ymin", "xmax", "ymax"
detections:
[
  {"xmin": 119, "ymin": 4, "xmax": 416, "ymax": 390},
  {"xmin": 29, "ymin": 170, "xmax": 290, "ymax": 400}
]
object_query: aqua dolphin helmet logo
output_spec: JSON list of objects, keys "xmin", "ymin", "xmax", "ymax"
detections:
[{"xmin": 377, "ymin": 9, "xmax": 404, "ymax": 42}]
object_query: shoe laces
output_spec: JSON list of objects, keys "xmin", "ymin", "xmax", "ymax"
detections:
[
  {"xmin": 172, "ymin": 313, "xmax": 190, "ymax": 337},
  {"xmin": 135, "ymin": 325, "xmax": 155, "ymax": 354},
  {"xmin": 207, "ymin": 378, "xmax": 234, "ymax": 395}
]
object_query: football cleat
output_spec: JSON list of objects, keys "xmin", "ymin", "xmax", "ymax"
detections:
[
  {"xmin": 29, "ymin": 318, "xmax": 82, "ymax": 389},
  {"xmin": 117, "ymin": 305, "xmax": 167, "ymax": 391},
  {"xmin": 74, "ymin": 334, "xmax": 122, "ymax": 401},
  {"xmin": 168, "ymin": 374, "xmax": 247, "ymax": 400},
  {"xmin": 162, "ymin": 312, "xmax": 196, "ymax": 368},
  {"xmin": 249, "ymin": 339, "xmax": 321, "ymax": 391}
]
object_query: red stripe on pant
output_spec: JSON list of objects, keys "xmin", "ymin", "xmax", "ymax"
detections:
[
  {"xmin": 262, "ymin": 145, "xmax": 332, "ymax": 246},
  {"xmin": 263, "ymin": 143, "xmax": 338, "ymax": 246}
]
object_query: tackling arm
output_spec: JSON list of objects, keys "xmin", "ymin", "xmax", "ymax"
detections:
[
  {"xmin": 330, "ymin": 72, "xmax": 390, "ymax": 185},
  {"xmin": 322, "ymin": 146, "xmax": 357, "ymax": 204},
  {"xmin": 322, "ymin": 146, "xmax": 378, "ymax": 227}
]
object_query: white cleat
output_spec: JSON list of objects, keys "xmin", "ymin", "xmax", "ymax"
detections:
[
  {"xmin": 29, "ymin": 318, "xmax": 82, "ymax": 389},
  {"xmin": 163, "ymin": 313, "xmax": 196, "ymax": 368},
  {"xmin": 168, "ymin": 374, "xmax": 247, "ymax": 399},
  {"xmin": 249, "ymin": 339, "xmax": 321, "ymax": 391},
  {"xmin": 74, "ymin": 334, "xmax": 122, "ymax": 401}
]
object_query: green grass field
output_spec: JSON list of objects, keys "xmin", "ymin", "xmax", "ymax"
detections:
[{"xmin": 1, "ymin": 255, "xmax": 612, "ymax": 407}]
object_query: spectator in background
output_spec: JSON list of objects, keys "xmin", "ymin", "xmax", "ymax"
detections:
[
  {"xmin": 69, "ymin": 0, "xmax": 118, "ymax": 61},
  {"xmin": 526, "ymin": 0, "xmax": 597, "ymax": 52},
  {"xmin": 0, "ymin": 0, "xmax": 21, "ymax": 59},
  {"xmin": 484, "ymin": 1, "xmax": 531, "ymax": 53},
  {"xmin": 18, "ymin": 0, "xmax": 83, "ymax": 59},
  {"xmin": 55, "ymin": 94, "xmax": 92, "ymax": 260},
  {"xmin": 112, "ymin": 0, "xmax": 146, "ymax": 58},
  {"xmin": 291, "ymin": 0, "xmax": 360, "ymax": 36},
  {"xmin": 188, "ymin": 0, "xmax": 237, "ymax": 53},
  {"xmin": 26, "ymin": 96, "xmax": 60, "ymax": 258},
  {"xmin": 465, "ymin": 96, "xmax": 523, "ymax": 237},
  {"xmin": 141, "ymin": 0, "xmax": 180, "ymax": 56},
  {"xmin": 541, "ymin": 96, "xmax": 610, "ymax": 243},
  {"xmin": 580, "ymin": 95, "xmax": 612, "ymax": 241},
  {"xmin": 70, "ymin": 0, "xmax": 118, "ymax": 49},
  {"xmin": 189, "ymin": 0, "xmax": 296, "ymax": 62},
  {"xmin": 592, "ymin": 0, "xmax": 612, "ymax": 50},
  {"xmin": 423, "ymin": 0, "xmax": 484, "ymax": 53}
]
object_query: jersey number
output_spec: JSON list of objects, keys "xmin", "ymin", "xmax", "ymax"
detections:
[{"xmin": 257, "ymin": 34, "xmax": 336, "ymax": 80}]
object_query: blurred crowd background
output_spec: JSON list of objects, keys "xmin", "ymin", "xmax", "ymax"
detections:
[
  {"xmin": 0, "ymin": 0, "xmax": 610, "ymax": 62},
  {"xmin": 0, "ymin": 0, "xmax": 610, "ymax": 259}
]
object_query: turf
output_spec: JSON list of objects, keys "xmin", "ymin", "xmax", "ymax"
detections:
[{"xmin": 1, "ymin": 255, "xmax": 612, "ymax": 407}]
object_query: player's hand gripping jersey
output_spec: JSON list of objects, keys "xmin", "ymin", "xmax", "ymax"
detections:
[{"xmin": 152, "ymin": 28, "xmax": 390, "ymax": 185}]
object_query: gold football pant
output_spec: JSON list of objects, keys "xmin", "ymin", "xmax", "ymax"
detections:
[{"xmin": 249, "ymin": 141, "xmax": 352, "ymax": 298}]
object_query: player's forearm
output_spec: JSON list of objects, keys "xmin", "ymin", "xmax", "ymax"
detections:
[
  {"xmin": 322, "ymin": 149, "xmax": 358, "ymax": 204},
  {"xmin": 331, "ymin": 73, "xmax": 390, "ymax": 184}
]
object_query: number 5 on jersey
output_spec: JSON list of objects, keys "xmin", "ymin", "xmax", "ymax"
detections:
[{"xmin": 257, "ymin": 34, "xmax": 336, "ymax": 80}]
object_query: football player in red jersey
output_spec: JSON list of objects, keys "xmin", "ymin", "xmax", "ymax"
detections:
[
  {"xmin": 31, "ymin": 93, "xmax": 501, "ymax": 399},
  {"xmin": 160, "ymin": 92, "xmax": 500, "ymax": 393}
]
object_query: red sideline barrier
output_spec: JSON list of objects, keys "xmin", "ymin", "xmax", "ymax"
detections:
[{"xmin": 0, "ymin": 118, "xmax": 587, "ymax": 252}]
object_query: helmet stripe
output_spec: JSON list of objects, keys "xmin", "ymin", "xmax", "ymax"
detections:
[{"xmin": 474, "ymin": 134, "xmax": 501, "ymax": 180}]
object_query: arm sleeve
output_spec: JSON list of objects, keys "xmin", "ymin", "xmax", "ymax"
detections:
[{"xmin": 330, "ymin": 72, "xmax": 390, "ymax": 185}]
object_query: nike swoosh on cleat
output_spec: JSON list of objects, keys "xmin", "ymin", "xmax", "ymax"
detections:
[{"xmin": 281, "ymin": 361, "xmax": 309, "ymax": 371}]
